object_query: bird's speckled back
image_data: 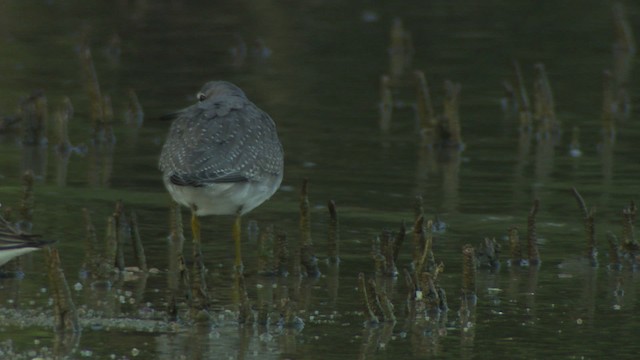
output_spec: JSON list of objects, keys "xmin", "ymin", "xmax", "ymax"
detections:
[{"xmin": 159, "ymin": 81, "xmax": 283, "ymax": 186}]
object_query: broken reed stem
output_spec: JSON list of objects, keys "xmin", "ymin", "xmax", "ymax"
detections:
[
  {"xmin": 125, "ymin": 88, "xmax": 144, "ymax": 127},
  {"xmin": 533, "ymin": 63, "xmax": 557, "ymax": 135},
  {"xmin": 178, "ymin": 255, "xmax": 191, "ymax": 299},
  {"xmin": 20, "ymin": 170, "xmax": 35, "ymax": 225},
  {"xmin": 508, "ymin": 227, "xmax": 522, "ymax": 265},
  {"xmin": 368, "ymin": 278, "xmax": 395, "ymax": 322},
  {"xmin": 299, "ymin": 178, "xmax": 320, "ymax": 277},
  {"xmin": 78, "ymin": 44, "xmax": 105, "ymax": 142},
  {"xmin": 169, "ymin": 201, "xmax": 185, "ymax": 246},
  {"xmin": 113, "ymin": 201, "xmax": 125, "ymax": 271},
  {"xmin": 414, "ymin": 195, "xmax": 424, "ymax": 223},
  {"xmin": 20, "ymin": 91, "xmax": 48, "ymax": 146},
  {"xmin": 527, "ymin": 199, "xmax": 541, "ymax": 265},
  {"xmin": 275, "ymin": 231, "xmax": 289, "ymax": 276},
  {"xmin": 104, "ymin": 215, "xmax": 117, "ymax": 274},
  {"xmin": 404, "ymin": 267, "xmax": 416, "ymax": 295},
  {"xmin": 327, "ymin": 200, "xmax": 340, "ymax": 264},
  {"xmin": 585, "ymin": 209, "xmax": 597, "ymax": 265},
  {"xmin": 607, "ymin": 232, "xmax": 622, "ymax": 270},
  {"xmin": 130, "ymin": 211, "xmax": 148, "ymax": 272},
  {"xmin": 54, "ymin": 97, "xmax": 73, "ymax": 153},
  {"xmin": 417, "ymin": 271, "xmax": 441, "ymax": 310},
  {"xmin": 412, "ymin": 215, "xmax": 425, "ymax": 269},
  {"xmin": 102, "ymin": 94, "xmax": 115, "ymax": 144},
  {"xmin": 571, "ymin": 188, "xmax": 597, "ymax": 264},
  {"xmin": 190, "ymin": 241, "xmax": 211, "ymax": 321},
  {"xmin": 415, "ymin": 70, "xmax": 436, "ymax": 136},
  {"xmin": 571, "ymin": 187, "xmax": 589, "ymax": 218},
  {"xmin": 443, "ymin": 80, "xmax": 463, "ymax": 147},
  {"xmin": 461, "ymin": 244, "xmax": 476, "ymax": 297},
  {"xmin": 379, "ymin": 230, "xmax": 398, "ymax": 277},
  {"xmin": 612, "ymin": 3, "xmax": 636, "ymax": 53},
  {"xmin": 47, "ymin": 248, "xmax": 80, "ymax": 334},
  {"xmin": 513, "ymin": 60, "xmax": 532, "ymax": 131},
  {"xmin": 82, "ymin": 208, "xmax": 99, "ymax": 273},
  {"xmin": 389, "ymin": 18, "xmax": 406, "ymax": 80},
  {"xmin": 257, "ymin": 225, "xmax": 274, "ymax": 275},
  {"xmin": 622, "ymin": 201, "xmax": 637, "ymax": 247},
  {"xmin": 359, "ymin": 273, "xmax": 379, "ymax": 323},
  {"xmin": 237, "ymin": 273, "xmax": 253, "ymax": 325},
  {"xmin": 415, "ymin": 220, "xmax": 434, "ymax": 276},
  {"xmin": 379, "ymin": 75, "xmax": 393, "ymax": 132},
  {"xmin": 392, "ymin": 221, "xmax": 406, "ymax": 264}
]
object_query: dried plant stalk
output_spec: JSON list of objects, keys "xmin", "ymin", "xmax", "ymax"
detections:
[
  {"xmin": 461, "ymin": 244, "xmax": 476, "ymax": 296},
  {"xmin": 389, "ymin": 18, "xmax": 406, "ymax": 80},
  {"xmin": 20, "ymin": 170, "xmax": 35, "ymax": 225},
  {"xmin": 412, "ymin": 215, "xmax": 425, "ymax": 269},
  {"xmin": 82, "ymin": 208, "xmax": 99, "ymax": 273},
  {"xmin": 443, "ymin": 80, "xmax": 463, "ymax": 147},
  {"xmin": 78, "ymin": 45, "xmax": 104, "ymax": 142},
  {"xmin": 275, "ymin": 231, "xmax": 289, "ymax": 276},
  {"xmin": 613, "ymin": 3, "xmax": 636, "ymax": 52},
  {"xmin": 130, "ymin": 211, "xmax": 147, "ymax": 271},
  {"xmin": 607, "ymin": 232, "xmax": 621, "ymax": 270},
  {"xmin": 415, "ymin": 70, "xmax": 436, "ymax": 136},
  {"xmin": 392, "ymin": 221, "xmax": 406, "ymax": 264},
  {"xmin": 527, "ymin": 199, "xmax": 541, "ymax": 265},
  {"xmin": 359, "ymin": 273, "xmax": 379, "ymax": 323},
  {"xmin": 533, "ymin": 64, "xmax": 558, "ymax": 135},
  {"xmin": 327, "ymin": 200, "xmax": 340, "ymax": 264},
  {"xmin": 571, "ymin": 188, "xmax": 597, "ymax": 264},
  {"xmin": 54, "ymin": 97, "xmax": 73, "ymax": 153},
  {"xmin": 46, "ymin": 248, "xmax": 79, "ymax": 333},
  {"xmin": 102, "ymin": 94, "xmax": 115, "ymax": 144},
  {"xmin": 257, "ymin": 225, "xmax": 274, "ymax": 275},
  {"xmin": 622, "ymin": 201, "xmax": 637, "ymax": 246},
  {"xmin": 103, "ymin": 215, "xmax": 117, "ymax": 273},
  {"xmin": 125, "ymin": 88, "xmax": 144, "ymax": 127},
  {"xmin": 299, "ymin": 178, "xmax": 320, "ymax": 277},
  {"xmin": 513, "ymin": 61, "xmax": 532, "ymax": 131},
  {"xmin": 20, "ymin": 91, "xmax": 48, "ymax": 145},
  {"xmin": 508, "ymin": 227, "xmax": 522, "ymax": 265},
  {"xmin": 113, "ymin": 200, "xmax": 125, "ymax": 271}
]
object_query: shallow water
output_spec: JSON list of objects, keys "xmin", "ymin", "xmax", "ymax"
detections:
[{"xmin": 1, "ymin": 0, "xmax": 640, "ymax": 359}]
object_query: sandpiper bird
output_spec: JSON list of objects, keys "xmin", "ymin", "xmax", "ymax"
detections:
[
  {"xmin": 159, "ymin": 81, "xmax": 284, "ymax": 271},
  {"xmin": 0, "ymin": 214, "xmax": 56, "ymax": 267}
]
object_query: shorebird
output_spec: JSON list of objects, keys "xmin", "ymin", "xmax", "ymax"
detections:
[
  {"xmin": 159, "ymin": 81, "xmax": 283, "ymax": 271},
  {"xmin": 0, "ymin": 214, "xmax": 55, "ymax": 267}
]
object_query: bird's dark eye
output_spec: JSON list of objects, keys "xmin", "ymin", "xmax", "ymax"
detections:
[{"xmin": 197, "ymin": 92, "xmax": 206, "ymax": 101}]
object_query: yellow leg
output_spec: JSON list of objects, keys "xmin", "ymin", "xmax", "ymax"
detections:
[
  {"xmin": 191, "ymin": 208, "xmax": 200, "ymax": 244},
  {"xmin": 233, "ymin": 214, "xmax": 243, "ymax": 273}
]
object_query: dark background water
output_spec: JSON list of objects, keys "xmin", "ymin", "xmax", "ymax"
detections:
[{"xmin": 0, "ymin": 0, "xmax": 639, "ymax": 359}]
